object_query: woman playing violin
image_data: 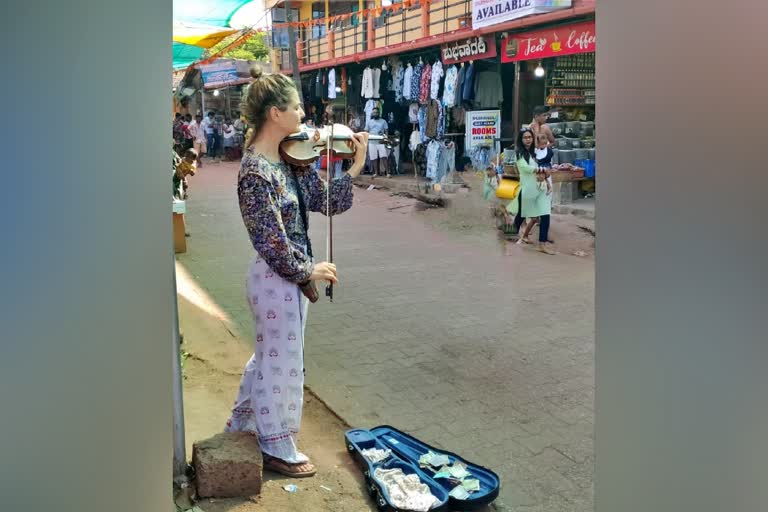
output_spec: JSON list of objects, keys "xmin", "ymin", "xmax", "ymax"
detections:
[{"xmin": 224, "ymin": 66, "xmax": 369, "ymax": 478}]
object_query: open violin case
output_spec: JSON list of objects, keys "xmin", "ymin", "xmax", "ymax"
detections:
[{"xmin": 345, "ymin": 425, "xmax": 500, "ymax": 512}]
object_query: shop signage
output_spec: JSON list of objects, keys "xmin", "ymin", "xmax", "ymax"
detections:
[
  {"xmin": 441, "ymin": 36, "xmax": 497, "ymax": 65},
  {"xmin": 466, "ymin": 110, "xmax": 501, "ymax": 154},
  {"xmin": 472, "ymin": 0, "xmax": 572, "ymax": 31},
  {"xmin": 501, "ymin": 20, "xmax": 595, "ymax": 63},
  {"xmin": 199, "ymin": 59, "xmax": 259, "ymax": 88}
]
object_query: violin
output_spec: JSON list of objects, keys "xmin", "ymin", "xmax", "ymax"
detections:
[
  {"xmin": 279, "ymin": 123, "xmax": 396, "ymax": 166},
  {"xmin": 280, "ymin": 124, "xmax": 400, "ymax": 303}
]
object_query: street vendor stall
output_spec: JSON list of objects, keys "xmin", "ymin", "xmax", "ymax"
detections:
[{"xmin": 500, "ymin": 19, "xmax": 596, "ymax": 205}]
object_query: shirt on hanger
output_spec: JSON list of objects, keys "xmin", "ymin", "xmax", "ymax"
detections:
[
  {"xmin": 372, "ymin": 67, "xmax": 382, "ymax": 99},
  {"xmin": 455, "ymin": 65, "xmax": 466, "ymax": 105},
  {"xmin": 410, "ymin": 63, "xmax": 423, "ymax": 101},
  {"xmin": 328, "ymin": 68, "xmax": 337, "ymax": 99},
  {"xmin": 403, "ymin": 64, "xmax": 413, "ymax": 100},
  {"xmin": 462, "ymin": 63, "xmax": 475, "ymax": 102},
  {"xmin": 418, "ymin": 63, "xmax": 432, "ymax": 104},
  {"xmin": 430, "ymin": 61, "xmax": 444, "ymax": 100},
  {"xmin": 442, "ymin": 65, "xmax": 459, "ymax": 107},
  {"xmin": 361, "ymin": 67, "xmax": 374, "ymax": 99}
]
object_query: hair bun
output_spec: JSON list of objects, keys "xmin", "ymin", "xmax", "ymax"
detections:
[{"xmin": 250, "ymin": 65, "xmax": 263, "ymax": 80}]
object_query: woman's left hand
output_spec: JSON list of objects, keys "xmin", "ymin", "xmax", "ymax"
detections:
[{"xmin": 347, "ymin": 132, "xmax": 370, "ymax": 178}]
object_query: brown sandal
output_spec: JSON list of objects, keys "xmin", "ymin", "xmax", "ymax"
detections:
[{"xmin": 263, "ymin": 454, "xmax": 317, "ymax": 478}]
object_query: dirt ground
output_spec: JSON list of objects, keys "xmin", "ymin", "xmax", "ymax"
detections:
[{"xmin": 177, "ymin": 275, "xmax": 377, "ymax": 512}]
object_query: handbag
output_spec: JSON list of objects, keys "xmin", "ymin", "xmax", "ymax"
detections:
[{"xmin": 291, "ymin": 171, "xmax": 319, "ymax": 303}]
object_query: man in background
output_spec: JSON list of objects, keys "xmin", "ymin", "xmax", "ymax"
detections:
[
  {"xmin": 528, "ymin": 105, "xmax": 555, "ymax": 145},
  {"xmin": 188, "ymin": 113, "xmax": 205, "ymax": 168},
  {"xmin": 365, "ymin": 107, "xmax": 390, "ymax": 178}
]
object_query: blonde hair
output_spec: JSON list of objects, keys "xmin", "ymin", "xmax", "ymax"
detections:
[{"xmin": 241, "ymin": 65, "xmax": 298, "ymax": 146}]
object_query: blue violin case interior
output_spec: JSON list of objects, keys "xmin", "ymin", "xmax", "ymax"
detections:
[{"xmin": 345, "ymin": 425, "xmax": 500, "ymax": 511}]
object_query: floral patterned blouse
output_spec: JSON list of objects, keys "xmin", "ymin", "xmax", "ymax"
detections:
[{"xmin": 238, "ymin": 148, "xmax": 354, "ymax": 283}]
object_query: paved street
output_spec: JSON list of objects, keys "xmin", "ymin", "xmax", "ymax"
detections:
[{"xmin": 177, "ymin": 161, "xmax": 595, "ymax": 512}]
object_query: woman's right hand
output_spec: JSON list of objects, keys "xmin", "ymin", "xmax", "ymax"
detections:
[{"xmin": 310, "ymin": 261, "xmax": 338, "ymax": 284}]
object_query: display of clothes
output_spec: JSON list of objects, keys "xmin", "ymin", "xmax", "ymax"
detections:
[
  {"xmin": 442, "ymin": 65, "xmax": 459, "ymax": 107},
  {"xmin": 472, "ymin": 70, "xmax": 503, "ymax": 109}
]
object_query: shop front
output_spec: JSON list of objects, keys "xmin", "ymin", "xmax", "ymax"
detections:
[
  {"xmin": 294, "ymin": 35, "xmax": 507, "ymax": 187},
  {"xmin": 500, "ymin": 18, "xmax": 596, "ymax": 204}
]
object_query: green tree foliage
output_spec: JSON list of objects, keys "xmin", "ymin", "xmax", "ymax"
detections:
[{"xmin": 207, "ymin": 31, "xmax": 269, "ymax": 61}]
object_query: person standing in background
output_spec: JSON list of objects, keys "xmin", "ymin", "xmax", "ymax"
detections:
[
  {"xmin": 528, "ymin": 106, "xmax": 555, "ymax": 145},
  {"xmin": 365, "ymin": 107, "xmax": 389, "ymax": 178}
]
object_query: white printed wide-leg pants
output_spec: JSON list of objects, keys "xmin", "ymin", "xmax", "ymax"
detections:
[{"xmin": 225, "ymin": 254, "xmax": 309, "ymax": 463}]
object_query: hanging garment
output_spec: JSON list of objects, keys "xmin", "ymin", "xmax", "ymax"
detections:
[
  {"xmin": 395, "ymin": 63, "xmax": 405, "ymax": 102},
  {"xmin": 380, "ymin": 67, "xmax": 392, "ymax": 95},
  {"xmin": 408, "ymin": 102, "xmax": 419, "ymax": 124},
  {"xmin": 452, "ymin": 105, "xmax": 466, "ymax": 127},
  {"xmin": 327, "ymin": 68, "xmax": 337, "ymax": 99},
  {"xmin": 473, "ymin": 70, "xmax": 503, "ymax": 109},
  {"xmin": 372, "ymin": 67, "xmax": 382, "ymax": 99},
  {"xmin": 418, "ymin": 63, "xmax": 432, "ymax": 104},
  {"xmin": 414, "ymin": 143, "xmax": 428, "ymax": 176},
  {"xmin": 402, "ymin": 63, "xmax": 413, "ymax": 101},
  {"xmin": 455, "ymin": 64, "xmax": 466, "ymax": 104},
  {"xmin": 362, "ymin": 67, "xmax": 374, "ymax": 99},
  {"xmin": 418, "ymin": 106, "xmax": 427, "ymax": 143},
  {"xmin": 425, "ymin": 100, "xmax": 440, "ymax": 139},
  {"xmin": 340, "ymin": 67, "xmax": 348, "ymax": 95},
  {"xmin": 462, "ymin": 63, "xmax": 475, "ymax": 102},
  {"xmin": 445, "ymin": 141, "xmax": 456, "ymax": 174},
  {"xmin": 436, "ymin": 144, "xmax": 449, "ymax": 183},
  {"xmin": 442, "ymin": 65, "xmax": 459, "ymax": 107},
  {"xmin": 430, "ymin": 60, "xmax": 444, "ymax": 100},
  {"xmin": 426, "ymin": 140, "xmax": 442, "ymax": 180},
  {"xmin": 409, "ymin": 128, "xmax": 421, "ymax": 152},
  {"xmin": 387, "ymin": 59, "xmax": 400, "ymax": 91},
  {"xmin": 314, "ymin": 71, "xmax": 323, "ymax": 100},
  {"xmin": 410, "ymin": 63, "xmax": 423, "ymax": 101},
  {"xmin": 469, "ymin": 145, "xmax": 492, "ymax": 170},
  {"xmin": 347, "ymin": 74, "xmax": 361, "ymax": 100},
  {"xmin": 437, "ymin": 101, "xmax": 445, "ymax": 139}
]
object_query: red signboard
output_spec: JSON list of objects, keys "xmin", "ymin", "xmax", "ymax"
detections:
[
  {"xmin": 501, "ymin": 20, "xmax": 595, "ymax": 63},
  {"xmin": 441, "ymin": 36, "xmax": 497, "ymax": 65}
]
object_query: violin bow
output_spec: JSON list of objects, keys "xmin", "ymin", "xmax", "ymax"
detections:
[{"xmin": 325, "ymin": 123, "xmax": 334, "ymax": 302}]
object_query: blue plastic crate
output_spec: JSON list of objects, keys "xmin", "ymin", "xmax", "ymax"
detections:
[{"xmin": 584, "ymin": 160, "xmax": 595, "ymax": 178}]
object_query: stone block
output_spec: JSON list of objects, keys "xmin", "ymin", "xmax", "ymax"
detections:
[{"xmin": 192, "ymin": 432, "xmax": 263, "ymax": 499}]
